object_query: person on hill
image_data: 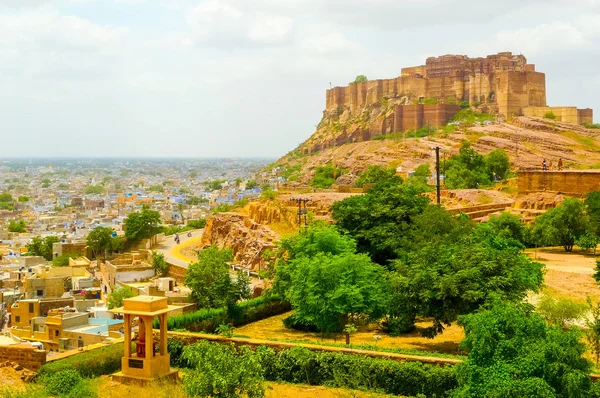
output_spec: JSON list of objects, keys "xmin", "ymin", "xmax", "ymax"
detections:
[
  {"xmin": 558, "ymin": 158, "xmax": 563, "ymax": 171},
  {"xmin": 542, "ymin": 159, "xmax": 547, "ymax": 171}
]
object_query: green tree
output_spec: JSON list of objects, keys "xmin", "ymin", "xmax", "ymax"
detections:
[
  {"xmin": 152, "ymin": 252, "xmax": 169, "ymax": 277},
  {"xmin": 584, "ymin": 191, "xmax": 600, "ymax": 237},
  {"xmin": 148, "ymin": 185, "xmax": 164, "ymax": 193},
  {"xmin": 52, "ymin": 254, "xmax": 75, "ymax": 267},
  {"xmin": 182, "ymin": 341, "xmax": 265, "ymax": 398},
  {"xmin": 331, "ymin": 181, "xmax": 430, "ymax": 265},
  {"xmin": 351, "ymin": 75, "xmax": 368, "ymax": 84},
  {"xmin": 355, "ymin": 166, "xmax": 402, "ymax": 188},
  {"xmin": 245, "ymin": 180, "xmax": 258, "ymax": 190},
  {"xmin": 391, "ymin": 233, "xmax": 544, "ymax": 337},
  {"xmin": 205, "ymin": 180, "xmax": 225, "ymax": 191},
  {"xmin": 26, "ymin": 236, "xmax": 60, "ymax": 261},
  {"xmin": 187, "ymin": 219, "xmax": 207, "ymax": 229},
  {"xmin": 586, "ymin": 298, "xmax": 600, "ymax": 366},
  {"xmin": 453, "ymin": 300, "xmax": 592, "ymax": 398},
  {"xmin": 86, "ymin": 226, "xmax": 115, "ymax": 261},
  {"xmin": 311, "ymin": 166, "xmax": 344, "ymax": 189},
  {"xmin": 7, "ymin": 220, "xmax": 26, "ymax": 233},
  {"xmin": 84, "ymin": 185, "xmax": 104, "ymax": 195},
  {"xmin": 478, "ymin": 211, "xmax": 528, "ymax": 249},
  {"xmin": 186, "ymin": 196, "xmax": 208, "ymax": 205},
  {"xmin": 485, "ymin": 149, "xmax": 510, "ymax": 180},
  {"xmin": 537, "ymin": 295, "xmax": 588, "ymax": 330},
  {"xmin": 185, "ymin": 245, "xmax": 249, "ymax": 308},
  {"xmin": 124, "ymin": 208, "xmax": 162, "ymax": 242},
  {"xmin": 0, "ymin": 193, "xmax": 13, "ymax": 202},
  {"xmin": 444, "ymin": 142, "xmax": 491, "ymax": 189},
  {"xmin": 17, "ymin": 196, "xmax": 30, "ymax": 202},
  {"xmin": 287, "ymin": 252, "xmax": 388, "ymax": 334},
  {"xmin": 531, "ymin": 198, "xmax": 589, "ymax": 251},
  {"xmin": 111, "ymin": 236, "xmax": 125, "ymax": 254},
  {"xmin": 107, "ymin": 287, "xmax": 137, "ymax": 310}
]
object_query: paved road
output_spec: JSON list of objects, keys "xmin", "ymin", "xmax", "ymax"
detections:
[{"xmin": 156, "ymin": 230, "xmax": 203, "ymax": 268}]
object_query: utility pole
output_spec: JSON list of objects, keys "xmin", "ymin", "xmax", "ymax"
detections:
[
  {"xmin": 434, "ymin": 146, "xmax": 441, "ymax": 205},
  {"xmin": 292, "ymin": 197, "xmax": 311, "ymax": 232}
]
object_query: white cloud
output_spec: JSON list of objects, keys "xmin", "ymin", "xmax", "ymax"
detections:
[
  {"xmin": 300, "ymin": 25, "xmax": 360, "ymax": 56},
  {"xmin": 186, "ymin": 0, "xmax": 294, "ymax": 48}
]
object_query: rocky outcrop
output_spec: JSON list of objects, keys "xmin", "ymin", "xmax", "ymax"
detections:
[{"xmin": 200, "ymin": 213, "xmax": 277, "ymax": 272}]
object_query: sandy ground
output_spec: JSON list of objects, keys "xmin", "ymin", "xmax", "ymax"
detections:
[
  {"xmin": 96, "ymin": 377, "xmax": 397, "ymax": 398},
  {"xmin": 235, "ymin": 312, "xmax": 464, "ymax": 356},
  {"xmin": 525, "ymin": 248, "xmax": 600, "ymax": 303}
]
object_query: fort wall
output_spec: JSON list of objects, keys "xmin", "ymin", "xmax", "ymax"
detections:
[
  {"xmin": 522, "ymin": 106, "xmax": 593, "ymax": 124},
  {"xmin": 518, "ymin": 170, "xmax": 600, "ymax": 196},
  {"xmin": 0, "ymin": 345, "xmax": 46, "ymax": 371}
]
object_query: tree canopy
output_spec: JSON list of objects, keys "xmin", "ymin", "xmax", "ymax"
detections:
[
  {"xmin": 124, "ymin": 208, "xmax": 162, "ymax": 242},
  {"xmin": 27, "ymin": 236, "xmax": 60, "ymax": 261},
  {"xmin": 86, "ymin": 226, "xmax": 115, "ymax": 260},
  {"xmin": 7, "ymin": 220, "xmax": 26, "ymax": 233},
  {"xmin": 108, "ymin": 287, "xmax": 137, "ymax": 310},
  {"xmin": 531, "ymin": 198, "xmax": 589, "ymax": 251},
  {"xmin": 185, "ymin": 245, "xmax": 250, "ymax": 308},
  {"xmin": 444, "ymin": 143, "xmax": 510, "ymax": 189},
  {"xmin": 355, "ymin": 166, "xmax": 402, "ymax": 188},
  {"xmin": 453, "ymin": 300, "xmax": 592, "ymax": 398}
]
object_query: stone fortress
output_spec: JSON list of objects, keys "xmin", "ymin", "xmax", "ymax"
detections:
[{"xmin": 306, "ymin": 52, "xmax": 593, "ymax": 154}]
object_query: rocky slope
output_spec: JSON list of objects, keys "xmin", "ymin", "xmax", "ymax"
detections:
[{"xmin": 271, "ymin": 116, "xmax": 600, "ymax": 187}]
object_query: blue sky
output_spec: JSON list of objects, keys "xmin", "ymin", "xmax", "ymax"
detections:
[{"xmin": 1, "ymin": 0, "xmax": 598, "ymax": 157}]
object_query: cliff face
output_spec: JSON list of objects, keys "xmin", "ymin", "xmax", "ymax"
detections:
[{"xmin": 199, "ymin": 212, "xmax": 277, "ymax": 272}]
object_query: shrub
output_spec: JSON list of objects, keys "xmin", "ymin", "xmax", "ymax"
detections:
[
  {"xmin": 544, "ymin": 111, "xmax": 556, "ymax": 120},
  {"xmin": 282, "ymin": 313, "xmax": 320, "ymax": 332},
  {"xmin": 38, "ymin": 343, "xmax": 123, "ymax": 378},
  {"xmin": 45, "ymin": 369, "xmax": 83, "ymax": 395},
  {"xmin": 182, "ymin": 341, "xmax": 265, "ymax": 398},
  {"xmin": 157, "ymin": 295, "xmax": 290, "ymax": 332},
  {"xmin": 311, "ymin": 166, "xmax": 345, "ymax": 189},
  {"xmin": 64, "ymin": 379, "xmax": 98, "ymax": 398},
  {"xmin": 537, "ymin": 295, "xmax": 588, "ymax": 329},
  {"xmin": 459, "ymin": 101, "xmax": 470, "ymax": 109}
]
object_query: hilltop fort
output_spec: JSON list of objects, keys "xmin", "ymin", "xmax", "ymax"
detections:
[{"xmin": 303, "ymin": 52, "xmax": 592, "ymax": 154}]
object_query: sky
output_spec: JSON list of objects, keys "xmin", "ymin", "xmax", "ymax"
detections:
[{"xmin": 1, "ymin": 0, "xmax": 599, "ymax": 158}]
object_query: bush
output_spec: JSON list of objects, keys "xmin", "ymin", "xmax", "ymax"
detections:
[
  {"xmin": 45, "ymin": 369, "xmax": 82, "ymax": 395},
  {"xmin": 544, "ymin": 111, "xmax": 556, "ymax": 120},
  {"xmin": 311, "ymin": 166, "xmax": 345, "ymax": 189},
  {"xmin": 157, "ymin": 295, "xmax": 290, "ymax": 332},
  {"xmin": 282, "ymin": 313, "xmax": 320, "ymax": 332},
  {"xmin": 537, "ymin": 295, "xmax": 588, "ymax": 329},
  {"xmin": 38, "ymin": 343, "xmax": 123, "ymax": 378},
  {"xmin": 64, "ymin": 379, "xmax": 98, "ymax": 398},
  {"xmin": 182, "ymin": 341, "xmax": 265, "ymax": 398}
]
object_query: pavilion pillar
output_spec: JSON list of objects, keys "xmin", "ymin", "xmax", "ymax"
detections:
[
  {"xmin": 123, "ymin": 314, "xmax": 131, "ymax": 358},
  {"xmin": 160, "ymin": 314, "xmax": 167, "ymax": 356},
  {"xmin": 145, "ymin": 316, "xmax": 153, "ymax": 358}
]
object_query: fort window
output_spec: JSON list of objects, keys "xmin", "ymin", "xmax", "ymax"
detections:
[
  {"xmin": 15, "ymin": 316, "xmax": 20, "ymax": 323},
  {"xmin": 37, "ymin": 290, "xmax": 43, "ymax": 297},
  {"xmin": 29, "ymin": 303, "xmax": 34, "ymax": 313}
]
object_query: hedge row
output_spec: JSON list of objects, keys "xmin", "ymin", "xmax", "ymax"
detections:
[
  {"xmin": 155, "ymin": 295, "xmax": 290, "ymax": 332},
  {"xmin": 170, "ymin": 339, "xmax": 457, "ymax": 397},
  {"xmin": 38, "ymin": 342, "xmax": 123, "ymax": 379}
]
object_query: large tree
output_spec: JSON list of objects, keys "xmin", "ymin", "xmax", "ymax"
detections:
[
  {"xmin": 108, "ymin": 287, "xmax": 137, "ymax": 309},
  {"xmin": 124, "ymin": 208, "xmax": 162, "ymax": 242},
  {"xmin": 390, "ymin": 233, "xmax": 544, "ymax": 337},
  {"xmin": 287, "ymin": 252, "xmax": 388, "ymax": 334},
  {"xmin": 453, "ymin": 301, "xmax": 592, "ymax": 398},
  {"xmin": 185, "ymin": 245, "xmax": 249, "ymax": 308},
  {"xmin": 27, "ymin": 236, "xmax": 60, "ymax": 261},
  {"xmin": 86, "ymin": 226, "xmax": 115, "ymax": 261},
  {"xmin": 531, "ymin": 198, "xmax": 589, "ymax": 252},
  {"xmin": 331, "ymin": 180, "xmax": 431, "ymax": 265}
]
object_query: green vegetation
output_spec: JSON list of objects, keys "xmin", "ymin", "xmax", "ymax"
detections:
[
  {"xmin": 182, "ymin": 341, "xmax": 265, "ymax": 398},
  {"xmin": 205, "ymin": 179, "xmax": 226, "ymax": 191},
  {"xmin": 7, "ymin": 219, "xmax": 26, "ymax": 233},
  {"xmin": 454, "ymin": 300, "xmax": 592, "ymax": 397},
  {"xmin": 537, "ymin": 295, "xmax": 588, "ymax": 329},
  {"xmin": 38, "ymin": 342, "xmax": 123, "ymax": 378},
  {"xmin": 148, "ymin": 184, "xmax": 164, "ymax": 192},
  {"xmin": 187, "ymin": 218, "xmax": 207, "ymax": 229},
  {"xmin": 170, "ymin": 341, "xmax": 457, "ymax": 397},
  {"xmin": 544, "ymin": 111, "xmax": 557, "ymax": 120},
  {"xmin": 107, "ymin": 287, "xmax": 137, "ymax": 310},
  {"xmin": 450, "ymin": 109, "xmax": 495, "ymax": 124},
  {"xmin": 583, "ymin": 122, "xmax": 600, "ymax": 129},
  {"xmin": 185, "ymin": 245, "xmax": 250, "ymax": 309},
  {"xmin": 124, "ymin": 208, "xmax": 162, "ymax": 242},
  {"xmin": 86, "ymin": 226, "xmax": 115, "ymax": 260},
  {"xmin": 17, "ymin": 195, "xmax": 29, "ymax": 202},
  {"xmin": 444, "ymin": 142, "xmax": 510, "ymax": 189},
  {"xmin": 350, "ymin": 75, "xmax": 368, "ymax": 84},
  {"xmin": 280, "ymin": 165, "xmax": 302, "ymax": 181},
  {"xmin": 311, "ymin": 165, "xmax": 345, "ymax": 189},
  {"xmin": 45, "ymin": 369, "xmax": 83, "ymax": 396},
  {"xmin": 84, "ymin": 185, "xmax": 104, "ymax": 195},
  {"xmin": 152, "ymin": 251, "xmax": 169, "ymax": 277},
  {"xmin": 355, "ymin": 165, "xmax": 402, "ymax": 188},
  {"xmin": 0, "ymin": 192, "xmax": 14, "ymax": 210},
  {"xmin": 531, "ymin": 198, "xmax": 589, "ymax": 252},
  {"xmin": 52, "ymin": 254, "xmax": 75, "ymax": 267},
  {"xmin": 246, "ymin": 180, "xmax": 259, "ymax": 189},
  {"xmin": 26, "ymin": 236, "xmax": 60, "ymax": 260},
  {"xmin": 186, "ymin": 196, "xmax": 209, "ymax": 205}
]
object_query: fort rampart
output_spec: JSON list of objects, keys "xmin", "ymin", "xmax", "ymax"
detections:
[{"xmin": 518, "ymin": 170, "xmax": 600, "ymax": 196}]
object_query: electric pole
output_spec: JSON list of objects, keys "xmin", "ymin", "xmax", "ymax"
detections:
[{"xmin": 292, "ymin": 197, "xmax": 311, "ymax": 232}]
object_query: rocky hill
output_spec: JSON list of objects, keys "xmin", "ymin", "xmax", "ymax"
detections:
[{"xmin": 271, "ymin": 116, "xmax": 600, "ymax": 187}]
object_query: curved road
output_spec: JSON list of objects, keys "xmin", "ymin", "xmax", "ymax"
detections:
[{"xmin": 156, "ymin": 230, "xmax": 203, "ymax": 268}]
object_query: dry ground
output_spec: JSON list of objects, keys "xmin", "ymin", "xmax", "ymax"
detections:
[
  {"xmin": 525, "ymin": 247, "xmax": 600, "ymax": 303},
  {"xmin": 235, "ymin": 312, "xmax": 465, "ymax": 356},
  {"xmin": 96, "ymin": 377, "xmax": 397, "ymax": 398}
]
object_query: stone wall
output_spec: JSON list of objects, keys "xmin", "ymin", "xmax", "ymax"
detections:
[
  {"xmin": 0, "ymin": 345, "xmax": 46, "ymax": 371},
  {"xmin": 523, "ymin": 106, "xmax": 594, "ymax": 124},
  {"xmin": 518, "ymin": 170, "xmax": 600, "ymax": 196}
]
